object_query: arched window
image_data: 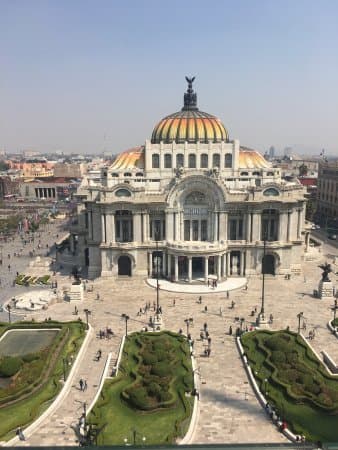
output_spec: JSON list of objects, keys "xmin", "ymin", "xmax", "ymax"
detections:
[
  {"xmin": 224, "ymin": 153, "xmax": 232, "ymax": 168},
  {"xmin": 212, "ymin": 153, "xmax": 220, "ymax": 168},
  {"xmin": 115, "ymin": 189, "xmax": 131, "ymax": 197},
  {"xmin": 164, "ymin": 153, "xmax": 172, "ymax": 169},
  {"xmin": 253, "ymin": 171, "xmax": 260, "ymax": 176},
  {"xmin": 200, "ymin": 153, "xmax": 208, "ymax": 168},
  {"xmin": 188, "ymin": 154, "xmax": 196, "ymax": 168},
  {"xmin": 263, "ymin": 188, "xmax": 280, "ymax": 196},
  {"xmin": 152, "ymin": 154, "xmax": 160, "ymax": 168},
  {"xmin": 124, "ymin": 172, "xmax": 132, "ymax": 177},
  {"xmin": 176, "ymin": 153, "xmax": 184, "ymax": 168},
  {"xmin": 111, "ymin": 173, "xmax": 119, "ymax": 177}
]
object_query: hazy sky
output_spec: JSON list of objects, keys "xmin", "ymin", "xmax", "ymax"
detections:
[{"xmin": 1, "ymin": 0, "xmax": 338, "ymax": 156}]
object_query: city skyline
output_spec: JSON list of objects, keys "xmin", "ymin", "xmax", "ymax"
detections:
[{"xmin": 1, "ymin": 0, "xmax": 338, "ymax": 156}]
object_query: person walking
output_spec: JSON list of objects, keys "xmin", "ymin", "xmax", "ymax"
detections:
[
  {"xmin": 229, "ymin": 325, "xmax": 233, "ymax": 336},
  {"xmin": 79, "ymin": 379, "xmax": 84, "ymax": 391}
]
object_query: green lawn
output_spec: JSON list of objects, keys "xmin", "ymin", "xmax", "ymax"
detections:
[
  {"xmin": 0, "ymin": 320, "xmax": 86, "ymax": 441},
  {"xmin": 241, "ymin": 330, "xmax": 338, "ymax": 443},
  {"xmin": 88, "ymin": 331, "xmax": 194, "ymax": 445}
]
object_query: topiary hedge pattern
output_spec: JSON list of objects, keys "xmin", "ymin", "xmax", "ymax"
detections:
[
  {"xmin": 121, "ymin": 332, "xmax": 193, "ymax": 412},
  {"xmin": 242, "ymin": 330, "xmax": 338, "ymax": 412}
]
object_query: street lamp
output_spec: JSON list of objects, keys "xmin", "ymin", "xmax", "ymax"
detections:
[
  {"xmin": 332, "ymin": 300, "xmax": 338, "ymax": 323},
  {"xmin": 6, "ymin": 304, "xmax": 11, "ymax": 323},
  {"xmin": 297, "ymin": 312, "xmax": 304, "ymax": 334},
  {"xmin": 121, "ymin": 313, "xmax": 130, "ymax": 337},
  {"xmin": 155, "ymin": 229, "xmax": 161, "ymax": 320},
  {"xmin": 257, "ymin": 233, "xmax": 267, "ymax": 325},
  {"xmin": 83, "ymin": 308, "xmax": 91, "ymax": 330},
  {"xmin": 184, "ymin": 318, "xmax": 193, "ymax": 336}
]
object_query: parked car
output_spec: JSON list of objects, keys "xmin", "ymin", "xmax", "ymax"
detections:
[{"xmin": 328, "ymin": 234, "xmax": 337, "ymax": 240}]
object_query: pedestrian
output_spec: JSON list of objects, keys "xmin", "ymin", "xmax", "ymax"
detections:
[
  {"xmin": 204, "ymin": 305, "xmax": 208, "ymax": 313},
  {"xmin": 74, "ymin": 306, "xmax": 78, "ymax": 315},
  {"xmin": 198, "ymin": 295, "xmax": 202, "ymax": 304},
  {"xmin": 84, "ymin": 380, "xmax": 88, "ymax": 391},
  {"xmin": 96, "ymin": 293, "xmax": 100, "ymax": 300},
  {"xmin": 229, "ymin": 325, "xmax": 233, "ymax": 336},
  {"xmin": 219, "ymin": 306, "xmax": 223, "ymax": 316},
  {"xmin": 231, "ymin": 300, "xmax": 235, "ymax": 309},
  {"xmin": 226, "ymin": 291, "xmax": 229, "ymax": 299},
  {"xmin": 8, "ymin": 264, "xmax": 11, "ymax": 272},
  {"xmin": 79, "ymin": 379, "xmax": 84, "ymax": 391},
  {"xmin": 203, "ymin": 322, "xmax": 208, "ymax": 331},
  {"xmin": 16, "ymin": 427, "xmax": 25, "ymax": 441},
  {"xmin": 173, "ymin": 298, "xmax": 176, "ymax": 306}
]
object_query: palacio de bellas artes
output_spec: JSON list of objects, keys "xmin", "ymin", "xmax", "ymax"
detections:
[{"xmin": 65, "ymin": 77, "xmax": 307, "ymax": 283}]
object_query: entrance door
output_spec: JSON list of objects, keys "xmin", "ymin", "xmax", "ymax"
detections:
[
  {"xmin": 118, "ymin": 255, "xmax": 132, "ymax": 276},
  {"xmin": 262, "ymin": 254, "xmax": 275, "ymax": 275}
]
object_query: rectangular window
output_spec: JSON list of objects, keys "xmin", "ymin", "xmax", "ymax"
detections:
[
  {"xmin": 192, "ymin": 220, "xmax": 199, "ymax": 240},
  {"xmin": 229, "ymin": 219, "xmax": 237, "ymax": 240},
  {"xmin": 201, "ymin": 220, "xmax": 207, "ymax": 241},
  {"xmin": 184, "ymin": 220, "xmax": 190, "ymax": 241},
  {"xmin": 238, "ymin": 219, "xmax": 243, "ymax": 239}
]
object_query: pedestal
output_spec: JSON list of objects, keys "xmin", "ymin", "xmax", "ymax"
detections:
[
  {"xmin": 256, "ymin": 312, "xmax": 269, "ymax": 327},
  {"xmin": 319, "ymin": 280, "xmax": 334, "ymax": 300},
  {"xmin": 151, "ymin": 314, "xmax": 163, "ymax": 331}
]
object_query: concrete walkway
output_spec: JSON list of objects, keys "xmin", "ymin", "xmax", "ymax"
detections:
[
  {"xmin": 4, "ymin": 240, "xmax": 338, "ymax": 446},
  {"xmin": 146, "ymin": 277, "xmax": 247, "ymax": 294}
]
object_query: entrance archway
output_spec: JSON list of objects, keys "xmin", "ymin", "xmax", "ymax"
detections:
[
  {"xmin": 118, "ymin": 255, "xmax": 132, "ymax": 276},
  {"xmin": 262, "ymin": 254, "xmax": 275, "ymax": 275}
]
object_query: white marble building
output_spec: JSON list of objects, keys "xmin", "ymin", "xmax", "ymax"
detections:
[{"xmin": 68, "ymin": 79, "xmax": 306, "ymax": 282}]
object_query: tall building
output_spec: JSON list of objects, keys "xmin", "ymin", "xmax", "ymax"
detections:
[
  {"xmin": 316, "ymin": 160, "xmax": 338, "ymax": 224},
  {"xmin": 66, "ymin": 79, "xmax": 306, "ymax": 281}
]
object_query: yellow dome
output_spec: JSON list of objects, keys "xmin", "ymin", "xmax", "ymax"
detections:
[{"xmin": 151, "ymin": 77, "xmax": 228, "ymax": 144}]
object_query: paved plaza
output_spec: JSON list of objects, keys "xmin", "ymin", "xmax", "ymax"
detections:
[{"xmin": 1, "ymin": 227, "xmax": 338, "ymax": 446}]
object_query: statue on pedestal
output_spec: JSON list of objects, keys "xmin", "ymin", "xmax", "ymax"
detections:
[{"xmin": 319, "ymin": 262, "xmax": 332, "ymax": 282}]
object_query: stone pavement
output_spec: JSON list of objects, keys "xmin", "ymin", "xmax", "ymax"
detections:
[{"xmin": 5, "ymin": 238, "xmax": 338, "ymax": 446}]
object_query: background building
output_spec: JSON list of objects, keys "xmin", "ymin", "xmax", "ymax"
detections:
[{"xmin": 316, "ymin": 161, "xmax": 338, "ymax": 229}]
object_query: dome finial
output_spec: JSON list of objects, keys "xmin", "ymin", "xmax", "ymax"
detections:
[{"xmin": 182, "ymin": 76, "xmax": 198, "ymax": 111}]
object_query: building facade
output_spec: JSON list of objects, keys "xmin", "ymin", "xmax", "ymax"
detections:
[
  {"xmin": 69, "ymin": 79, "xmax": 306, "ymax": 281},
  {"xmin": 316, "ymin": 161, "xmax": 338, "ymax": 224}
]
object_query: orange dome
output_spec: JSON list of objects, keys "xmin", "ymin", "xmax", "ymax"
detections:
[{"xmin": 151, "ymin": 77, "xmax": 228, "ymax": 144}]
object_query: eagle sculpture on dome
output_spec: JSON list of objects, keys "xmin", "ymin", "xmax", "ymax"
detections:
[{"xmin": 185, "ymin": 76, "xmax": 195, "ymax": 89}]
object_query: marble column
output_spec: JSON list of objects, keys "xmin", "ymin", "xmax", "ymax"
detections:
[
  {"xmin": 148, "ymin": 252, "xmax": 153, "ymax": 277},
  {"xmin": 214, "ymin": 212, "xmax": 219, "ymax": 241},
  {"xmin": 287, "ymin": 211, "xmax": 291, "ymax": 242},
  {"xmin": 88, "ymin": 210, "xmax": 92, "ymax": 240},
  {"xmin": 188, "ymin": 257, "xmax": 192, "ymax": 282},
  {"xmin": 174, "ymin": 255, "xmax": 178, "ymax": 281},
  {"xmin": 226, "ymin": 252, "xmax": 230, "ymax": 276},
  {"xmin": 204, "ymin": 256, "xmax": 209, "ymax": 284},
  {"xmin": 167, "ymin": 254, "xmax": 171, "ymax": 279},
  {"xmin": 133, "ymin": 213, "xmax": 142, "ymax": 243},
  {"xmin": 162, "ymin": 252, "xmax": 167, "ymax": 276},
  {"xmin": 222, "ymin": 254, "xmax": 227, "ymax": 278},
  {"xmin": 246, "ymin": 213, "xmax": 252, "ymax": 242},
  {"xmin": 240, "ymin": 251, "xmax": 244, "ymax": 276},
  {"xmin": 219, "ymin": 212, "xmax": 227, "ymax": 241},
  {"xmin": 174, "ymin": 213, "xmax": 179, "ymax": 242},
  {"xmin": 217, "ymin": 254, "xmax": 222, "ymax": 280},
  {"xmin": 101, "ymin": 214, "xmax": 106, "ymax": 243},
  {"xmin": 165, "ymin": 212, "xmax": 173, "ymax": 241}
]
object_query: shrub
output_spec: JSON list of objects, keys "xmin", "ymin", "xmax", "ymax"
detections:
[
  {"xmin": 0, "ymin": 356, "xmax": 23, "ymax": 377},
  {"xmin": 147, "ymin": 381, "xmax": 161, "ymax": 397},
  {"xmin": 142, "ymin": 351, "xmax": 157, "ymax": 365},
  {"xmin": 265, "ymin": 334, "xmax": 291, "ymax": 352},
  {"xmin": 22, "ymin": 353, "xmax": 39, "ymax": 363},
  {"xmin": 151, "ymin": 362, "xmax": 171, "ymax": 377},
  {"xmin": 128, "ymin": 386, "xmax": 152, "ymax": 410},
  {"xmin": 271, "ymin": 350, "xmax": 286, "ymax": 364}
]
